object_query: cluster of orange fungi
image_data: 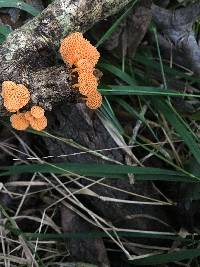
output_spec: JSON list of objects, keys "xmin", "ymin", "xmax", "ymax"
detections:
[
  {"xmin": 1, "ymin": 81, "xmax": 47, "ymax": 131},
  {"xmin": 60, "ymin": 32, "xmax": 102, "ymax": 109},
  {"xmin": 1, "ymin": 33, "xmax": 101, "ymax": 130}
]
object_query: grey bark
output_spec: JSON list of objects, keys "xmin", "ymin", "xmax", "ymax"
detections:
[{"xmin": 152, "ymin": 1, "xmax": 200, "ymax": 77}]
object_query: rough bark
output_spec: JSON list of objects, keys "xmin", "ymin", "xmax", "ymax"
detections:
[{"xmin": 152, "ymin": 1, "xmax": 200, "ymax": 77}]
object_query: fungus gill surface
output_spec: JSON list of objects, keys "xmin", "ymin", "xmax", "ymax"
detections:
[{"xmin": 2, "ymin": 81, "xmax": 30, "ymax": 112}]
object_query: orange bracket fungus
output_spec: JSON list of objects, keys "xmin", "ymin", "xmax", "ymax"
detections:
[
  {"xmin": 75, "ymin": 59, "xmax": 94, "ymax": 74},
  {"xmin": 60, "ymin": 32, "xmax": 102, "ymax": 109},
  {"xmin": 11, "ymin": 107, "xmax": 47, "ymax": 132},
  {"xmin": 11, "ymin": 110, "xmax": 47, "ymax": 132},
  {"xmin": 2, "ymin": 81, "xmax": 30, "ymax": 112},
  {"xmin": 24, "ymin": 110, "xmax": 34, "ymax": 122}
]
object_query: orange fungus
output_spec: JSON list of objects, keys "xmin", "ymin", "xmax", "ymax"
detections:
[
  {"xmin": 10, "ymin": 112, "xmax": 29, "ymax": 131},
  {"xmin": 60, "ymin": 32, "xmax": 100, "ymax": 67},
  {"xmin": 24, "ymin": 111, "xmax": 34, "ymax": 122},
  {"xmin": 78, "ymin": 73, "xmax": 98, "ymax": 96},
  {"xmin": 31, "ymin": 106, "xmax": 45, "ymax": 119},
  {"xmin": 76, "ymin": 59, "xmax": 94, "ymax": 74},
  {"xmin": 30, "ymin": 115, "xmax": 47, "ymax": 131},
  {"xmin": 60, "ymin": 32, "xmax": 102, "ymax": 110},
  {"xmin": 86, "ymin": 92, "xmax": 102, "ymax": 110},
  {"xmin": 2, "ymin": 81, "xmax": 30, "ymax": 112}
]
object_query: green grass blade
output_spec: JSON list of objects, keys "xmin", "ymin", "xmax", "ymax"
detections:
[
  {"xmin": 130, "ymin": 248, "xmax": 200, "ymax": 265},
  {"xmin": 0, "ymin": 162, "xmax": 197, "ymax": 182},
  {"xmin": 114, "ymin": 97, "xmax": 145, "ymax": 121},
  {"xmin": 0, "ymin": 25, "xmax": 12, "ymax": 43},
  {"xmin": 99, "ymin": 98, "xmax": 124, "ymax": 134},
  {"xmin": 99, "ymin": 85, "xmax": 200, "ymax": 97},
  {"xmin": 24, "ymin": 230, "xmax": 191, "ymax": 241},
  {"xmin": 134, "ymin": 54, "xmax": 199, "ymax": 84},
  {"xmin": 115, "ymin": 97, "xmax": 159, "ymax": 141},
  {"xmin": 0, "ymin": 25, "xmax": 12, "ymax": 36},
  {"xmin": 0, "ymin": 0, "xmax": 40, "ymax": 16},
  {"xmin": 152, "ymin": 26, "xmax": 167, "ymax": 89},
  {"xmin": 96, "ymin": 0, "xmax": 138, "ymax": 48},
  {"xmin": 152, "ymin": 98, "xmax": 200, "ymax": 165},
  {"xmin": 99, "ymin": 62, "xmax": 136, "ymax": 86}
]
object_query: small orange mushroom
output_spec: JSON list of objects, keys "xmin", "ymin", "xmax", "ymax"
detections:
[
  {"xmin": 31, "ymin": 106, "xmax": 45, "ymax": 119},
  {"xmin": 60, "ymin": 32, "xmax": 100, "ymax": 67},
  {"xmin": 29, "ymin": 115, "xmax": 47, "ymax": 131},
  {"xmin": 86, "ymin": 91, "xmax": 102, "ymax": 109},
  {"xmin": 2, "ymin": 81, "xmax": 30, "ymax": 112},
  {"xmin": 10, "ymin": 112, "xmax": 30, "ymax": 131}
]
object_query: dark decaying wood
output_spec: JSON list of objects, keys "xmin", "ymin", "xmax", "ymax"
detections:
[
  {"xmin": 61, "ymin": 206, "xmax": 110, "ymax": 267},
  {"xmin": 42, "ymin": 103, "xmax": 172, "ymax": 265}
]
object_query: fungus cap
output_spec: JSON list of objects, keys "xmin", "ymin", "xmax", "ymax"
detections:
[
  {"xmin": 10, "ymin": 113, "xmax": 29, "ymax": 131},
  {"xmin": 60, "ymin": 32, "xmax": 100, "ymax": 66},
  {"xmin": 31, "ymin": 106, "xmax": 45, "ymax": 119},
  {"xmin": 30, "ymin": 115, "xmax": 47, "ymax": 131},
  {"xmin": 2, "ymin": 81, "xmax": 30, "ymax": 112},
  {"xmin": 86, "ymin": 91, "xmax": 102, "ymax": 109}
]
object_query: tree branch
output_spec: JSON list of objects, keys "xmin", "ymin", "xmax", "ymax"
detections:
[
  {"xmin": 0, "ymin": 0, "xmax": 132, "ymax": 114},
  {"xmin": 152, "ymin": 1, "xmax": 200, "ymax": 77},
  {"xmin": 152, "ymin": 1, "xmax": 200, "ymax": 28}
]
